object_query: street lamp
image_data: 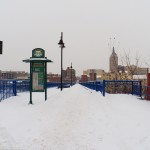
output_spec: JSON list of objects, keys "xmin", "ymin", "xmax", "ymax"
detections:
[
  {"xmin": 0, "ymin": 41, "xmax": 3, "ymax": 54},
  {"xmin": 70, "ymin": 62, "xmax": 72, "ymax": 86},
  {"xmin": 58, "ymin": 32, "xmax": 65, "ymax": 91}
]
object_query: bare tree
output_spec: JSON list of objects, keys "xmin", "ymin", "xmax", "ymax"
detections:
[
  {"xmin": 145, "ymin": 57, "xmax": 150, "ymax": 73},
  {"xmin": 120, "ymin": 51, "xmax": 142, "ymax": 79}
]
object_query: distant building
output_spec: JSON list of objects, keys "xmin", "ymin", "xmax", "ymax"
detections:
[
  {"xmin": 47, "ymin": 73, "xmax": 60, "ymax": 82},
  {"xmin": 109, "ymin": 47, "xmax": 118, "ymax": 72},
  {"xmin": 0, "ymin": 71, "xmax": 29, "ymax": 80},
  {"xmin": 83, "ymin": 69, "xmax": 105, "ymax": 81},
  {"xmin": 48, "ymin": 67, "xmax": 76, "ymax": 83},
  {"xmin": 65, "ymin": 67, "xmax": 76, "ymax": 82},
  {"xmin": 80, "ymin": 75, "xmax": 88, "ymax": 82},
  {"xmin": 16, "ymin": 71, "xmax": 29, "ymax": 80},
  {"xmin": 89, "ymin": 70, "xmax": 96, "ymax": 81}
]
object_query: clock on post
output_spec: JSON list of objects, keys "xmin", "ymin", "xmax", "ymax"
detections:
[{"xmin": 32, "ymin": 48, "xmax": 45, "ymax": 58}]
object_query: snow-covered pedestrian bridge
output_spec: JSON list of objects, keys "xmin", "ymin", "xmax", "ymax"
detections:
[{"xmin": 0, "ymin": 84, "xmax": 150, "ymax": 150}]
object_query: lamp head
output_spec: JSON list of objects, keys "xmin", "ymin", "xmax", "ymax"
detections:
[
  {"xmin": 58, "ymin": 32, "xmax": 65, "ymax": 48},
  {"xmin": 58, "ymin": 39, "xmax": 63, "ymax": 45}
]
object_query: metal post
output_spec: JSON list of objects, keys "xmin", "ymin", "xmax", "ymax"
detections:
[
  {"xmin": 3, "ymin": 82, "xmax": 5, "ymax": 100},
  {"xmin": 45, "ymin": 62, "xmax": 47, "ymax": 100},
  {"xmin": 71, "ymin": 62, "xmax": 72, "ymax": 86},
  {"xmin": 61, "ymin": 47, "xmax": 63, "ymax": 91},
  {"xmin": 147, "ymin": 68, "xmax": 149, "ymax": 100},
  {"xmin": 131, "ymin": 81, "xmax": 133, "ymax": 95},
  {"xmin": 12, "ymin": 80, "xmax": 17, "ymax": 96},
  {"xmin": 58, "ymin": 32, "xmax": 65, "ymax": 91},
  {"xmin": 103, "ymin": 80, "xmax": 106, "ymax": 96},
  {"xmin": 71, "ymin": 69, "xmax": 72, "ymax": 86},
  {"xmin": 29, "ymin": 62, "xmax": 33, "ymax": 104},
  {"xmin": 96, "ymin": 81, "xmax": 98, "ymax": 91},
  {"xmin": 139, "ymin": 80, "xmax": 142, "ymax": 98}
]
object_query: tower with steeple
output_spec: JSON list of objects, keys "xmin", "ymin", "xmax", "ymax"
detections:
[{"xmin": 109, "ymin": 47, "xmax": 118, "ymax": 72}]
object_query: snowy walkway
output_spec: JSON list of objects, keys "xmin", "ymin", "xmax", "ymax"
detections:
[{"xmin": 0, "ymin": 84, "xmax": 150, "ymax": 150}]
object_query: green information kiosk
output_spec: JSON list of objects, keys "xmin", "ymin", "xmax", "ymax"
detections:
[{"xmin": 23, "ymin": 48, "xmax": 53, "ymax": 104}]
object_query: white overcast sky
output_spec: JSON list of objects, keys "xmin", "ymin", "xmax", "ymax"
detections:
[{"xmin": 0, "ymin": 0, "xmax": 150, "ymax": 75}]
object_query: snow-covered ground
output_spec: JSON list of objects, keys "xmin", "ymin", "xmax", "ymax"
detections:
[{"xmin": 0, "ymin": 84, "xmax": 150, "ymax": 150}]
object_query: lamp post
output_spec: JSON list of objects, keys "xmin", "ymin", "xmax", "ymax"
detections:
[
  {"xmin": 0, "ymin": 41, "xmax": 3, "ymax": 54},
  {"xmin": 70, "ymin": 62, "xmax": 72, "ymax": 86},
  {"xmin": 58, "ymin": 32, "xmax": 65, "ymax": 91}
]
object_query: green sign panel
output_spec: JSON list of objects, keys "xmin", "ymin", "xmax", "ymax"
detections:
[{"xmin": 32, "ymin": 62, "xmax": 45, "ymax": 92}]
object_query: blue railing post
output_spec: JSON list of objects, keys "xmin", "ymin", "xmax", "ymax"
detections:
[
  {"xmin": 96, "ymin": 81, "xmax": 98, "ymax": 91},
  {"xmin": 103, "ymin": 80, "xmax": 105, "ymax": 96},
  {"xmin": 139, "ymin": 80, "xmax": 142, "ymax": 98},
  {"xmin": 131, "ymin": 81, "xmax": 133, "ymax": 95},
  {"xmin": 1, "ymin": 82, "xmax": 5, "ymax": 100},
  {"xmin": 13, "ymin": 80, "xmax": 17, "ymax": 96},
  {"xmin": 93, "ymin": 82, "xmax": 95, "ymax": 90},
  {"xmin": 94, "ymin": 82, "xmax": 96, "ymax": 90},
  {"xmin": 3, "ymin": 82, "xmax": 5, "ymax": 100}
]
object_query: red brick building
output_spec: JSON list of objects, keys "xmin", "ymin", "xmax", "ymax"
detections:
[
  {"xmin": 47, "ymin": 67, "xmax": 76, "ymax": 83},
  {"xmin": 80, "ymin": 75, "xmax": 88, "ymax": 82}
]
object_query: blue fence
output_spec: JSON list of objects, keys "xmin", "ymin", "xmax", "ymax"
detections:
[
  {"xmin": 1, "ymin": 79, "xmax": 142, "ymax": 101},
  {"xmin": 80, "ymin": 81, "xmax": 105, "ymax": 95},
  {"xmin": 80, "ymin": 80, "xmax": 142, "ymax": 97},
  {"xmin": 0, "ymin": 80, "xmax": 75, "ymax": 101},
  {"xmin": 144, "ymin": 86, "xmax": 150, "ymax": 100},
  {"xmin": 0, "ymin": 80, "xmax": 30, "ymax": 101}
]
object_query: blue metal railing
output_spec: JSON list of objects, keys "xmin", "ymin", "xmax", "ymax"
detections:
[
  {"xmin": 47, "ymin": 82, "xmax": 74, "ymax": 88},
  {"xmin": 80, "ymin": 80, "xmax": 142, "ymax": 97},
  {"xmin": 144, "ymin": 86, "xmax": 150, "ymax": 100},
  {"xmin": 0, "ymin": 80, "xmax": 75, "ymax": 101},
  {"xmin": 0, "ymin": 80, "xmax": 30, "ymax": 101},
  {"xmin": 80, "ymin": 81, "xmax": 105, "ymax": 96},
  {"xmin": 0, "ymin": 80, "xmax": 14, "ymax": 101}
]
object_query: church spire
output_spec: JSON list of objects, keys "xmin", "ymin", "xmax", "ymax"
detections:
[
  {"xmin": 112, "ymin": 46, "xmax": 115, "ymax": 53},
  {"xmin": 109, "ymin": 46, "xmax": 118, "ymax": 72}
]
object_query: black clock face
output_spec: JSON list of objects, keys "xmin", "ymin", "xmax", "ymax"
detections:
[
  {"xmin": 32, "ymin": 48, "xmax": 45, "ymax": 58},
  {"xmin": 33, "ymin": 50, "xmax": 43, "ymax": 57}
]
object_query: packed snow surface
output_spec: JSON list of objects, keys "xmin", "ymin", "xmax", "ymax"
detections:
[{"xmin": 0, "ymin": 84, "xmax": 150, "ymax": 150}]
